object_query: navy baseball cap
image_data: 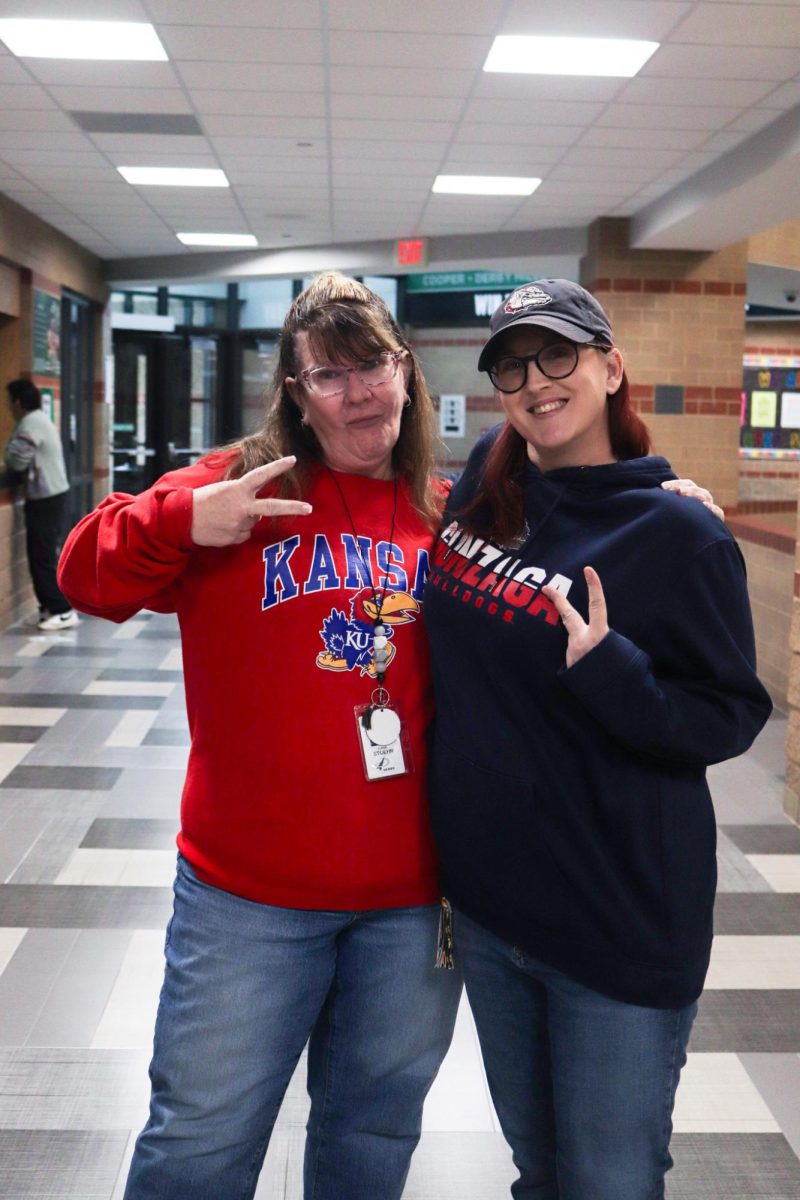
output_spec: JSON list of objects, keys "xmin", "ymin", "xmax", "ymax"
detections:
[{"xmin": 477, "ymin": 279, "xmax": 615, "ymax": 373}]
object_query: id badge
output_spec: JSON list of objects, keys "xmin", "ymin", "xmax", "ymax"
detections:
[{"xmin": 354, "ymin": 690, "xmax": 412, "ymax": 781}]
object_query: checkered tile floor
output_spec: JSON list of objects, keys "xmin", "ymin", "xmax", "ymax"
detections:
[{"xmin": 0, "ymin": 611, "xmax": 798, "ymax": 1198}]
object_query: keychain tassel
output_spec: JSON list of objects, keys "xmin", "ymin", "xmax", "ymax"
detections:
[{"xmin": 435, "ymin": 897, "xmax": 455, "ymax": 970}]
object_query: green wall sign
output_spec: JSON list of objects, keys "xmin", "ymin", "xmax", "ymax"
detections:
[{"xmin": 405, "ymin": 271, "xmax": 534, "ymax": 294}]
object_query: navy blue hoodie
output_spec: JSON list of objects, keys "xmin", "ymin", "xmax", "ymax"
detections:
[{"xmin": 425, "ymin": 434, "xmax": 772, "ymax": 1009}]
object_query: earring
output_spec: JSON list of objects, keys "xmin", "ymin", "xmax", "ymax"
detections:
[{"xmin": 403, "ymin": 394, "xmax": 412, "ymax": 408}]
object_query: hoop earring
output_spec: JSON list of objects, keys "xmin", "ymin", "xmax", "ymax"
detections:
[{"xmin": 403, "ymin": 394, "xmax": 412, "ymax": 408}]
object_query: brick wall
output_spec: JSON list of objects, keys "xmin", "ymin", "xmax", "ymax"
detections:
[{"xmin": 581, "ymin": 219, "xmax": 747, "ymax": 510}]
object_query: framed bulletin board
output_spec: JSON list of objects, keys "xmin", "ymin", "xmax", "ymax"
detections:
[{"xmin": 741, "ymin": 354, "xmax": 800, "ymax": 458}]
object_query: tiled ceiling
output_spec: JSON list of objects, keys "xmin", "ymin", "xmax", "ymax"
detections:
[{"xmin": 0, "ymin": 0, "xmax": 799, "ymax": 266}]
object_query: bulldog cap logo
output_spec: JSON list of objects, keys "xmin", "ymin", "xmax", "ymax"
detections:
[{"xmin": 505, "ymin": 284, "xmax": 553, "ymax": 315}]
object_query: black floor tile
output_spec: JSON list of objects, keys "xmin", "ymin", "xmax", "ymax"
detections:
[
  {"xmin": 714, "ymin": 894, "xmax": 800, "ymax": 935},
  {"xmin": 142, "ymin": 728, "xmax": 191, "ymax": 746},
  {"xmin": 667, "ymin": 1134, "xmax": 800, "ymax": 1198},
  {"xmin": 720, "ymin": 824, "xmax": 800, "ymax": 855},
  {"xmin": 0, "ymin": 884, "xmax": 173, "ymax": 927},
  {"xmin": 0, "ymin": 693, "xmax": 163, "ymax": 709},
  {"xmin": 691, "ymin": 991, "xmax": 800, "ymax": 1052},
  {"xmin": 1, "ymin": 765, "xmax": 122, "ymax": 791},
  {"xmin": 0, "ymin": 726, "xmax": 46, "ymax": 743},
  {"xmin": 98, "ymin": 668, "xmax": 183, "ymax": 682},
  {"xmin": 81, "ymin": 818, "xmax": 178, "ymax": 849}
]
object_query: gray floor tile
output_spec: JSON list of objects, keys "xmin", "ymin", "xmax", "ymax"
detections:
[
  {"xmin": 0, "ymin": 810, "xmax": 56, "ymax": 883},
  {"xmin": 26, "ymin": 931, "xmax": 133, "ymax": 1048},
  {"xmin": 1, "ymin": 765, "xmax": 122, "ymax": 791},
  {"xmin": 742, "ymin": 1055, "xmax": 800, "ymax": 1163},
  {"xmin": 709, "ymin": 754, "xmax": 787, "ymax": 825},
  {"xmin": 667, "ymin": 1133, "xmax": 800, "ymax": 1199},
  {"xmin": 0, "ymin": 885, "xmax": 174, "ymax": 928},
  {"xmin": 716, "ymin": 828, "xmax": 773, "ymax": 892},
  {"xmin": 721, "ymin": 824, "xmax": 800, "ymax": 854},
  {"xmin": 8, "ymin": 812, "xmax": 101, "ymax": 884},
  {"xmin": 0, "ymin": 929, "xmax": 80, "ymax": 1046},
  {"xmin": 0, "ymin": 1130, "xmax": 130, "ymax": 1197},
  {"xmin": 81, "ymin": 819, "xmax": 179, "ymax": 850},
  {"xmin": 714, "ymin": 895, "xmax": 800, "ymax": 935},
  {"xmin": 691, "ymin": 991, "xmax": 800, "ymax": 1052}
]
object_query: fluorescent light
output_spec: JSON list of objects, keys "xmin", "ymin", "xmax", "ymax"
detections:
[
  {"xmin": 118, "ymin": 167, "xmax": 229, "ymax": 188},
  {"xmin": 484, "ymin": 35, "xmax": 659, "ymax": 77},
  {"xmin": 433, "ymin": 175, "xmax": 541, "ymax": 196},
  {"xmin": 177, "ymin": 233, "xmax": 258, "ymax": 247},
  {"xmin": 0, "ymin": 19, "xmax": 167, "ymax": 60}
]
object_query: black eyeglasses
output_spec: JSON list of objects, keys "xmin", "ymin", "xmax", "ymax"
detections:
[{"xmin": 487, "ymin": 341, "xmax": 609, "ymax": 394}]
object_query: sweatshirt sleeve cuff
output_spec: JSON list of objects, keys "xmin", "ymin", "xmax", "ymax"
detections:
[
  {"xmin": 158, "ymin": 486, "xmax": 195, "ymax": 552},
  {"xmin": 558, "ymin": 629, "xmax": 649, "ymax": 706}
]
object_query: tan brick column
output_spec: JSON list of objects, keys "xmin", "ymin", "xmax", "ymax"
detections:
[
  {"xmin": 581, "ymin": 218, "xmax": 748, "ymax": 510},
  {"xmin": 787, "ymin": 550, "xmax": 800, "ymax": 823}
]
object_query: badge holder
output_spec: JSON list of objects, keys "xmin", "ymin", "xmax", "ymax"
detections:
[{"xmin": 354, "ymin": 687, "xmax": 413, "ymax": 781}]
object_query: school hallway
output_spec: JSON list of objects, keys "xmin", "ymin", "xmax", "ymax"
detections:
[{"xmin": 0, "ymin": 610, "xmax": 798, "ymax": 1199}]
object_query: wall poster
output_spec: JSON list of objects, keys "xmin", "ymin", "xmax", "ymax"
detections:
[
  {"xmin": 741, "ymin": 354, "xmax": 800, "ymax": 458},
  {"xmin": 32, "ymin": 288, "xmax": 61, "ymax": 377}
]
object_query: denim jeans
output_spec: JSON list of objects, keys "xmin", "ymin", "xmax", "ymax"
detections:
[
  {"xmin": 123, "ymin": 856, "xmax": 462, "ymax": 1200},
  {"xmin": 455, "ymin": 908, "xmax": 696, "ymax": 1200}
]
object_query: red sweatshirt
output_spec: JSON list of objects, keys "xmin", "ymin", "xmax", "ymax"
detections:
[{"xmin": 58, "ymin": 458, "xmax": 441, "ymax": 909}]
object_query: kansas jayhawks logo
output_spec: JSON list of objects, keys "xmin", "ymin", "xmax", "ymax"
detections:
[{"xmin": 317, "ymin": 586, "xmax": 419, "ymax": 676}]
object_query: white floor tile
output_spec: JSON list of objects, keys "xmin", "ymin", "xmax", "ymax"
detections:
[
  {"xmin": 92, "ymin": 930, "xmax": 165, "ymax": 1049},
  {"xmin": 158, "ymin": 648, "xmax": 182, "ymax": 671},
  {"xmin": 83, "ymin": 681, "xmax": 175, "ymax": 698},
  {"xmin": 55, "ymin": 849, "xmax": 177, "ymax": 887},
  {"xmin": 0, "ymin": 927, "xmax": 26, "ymax": 977},
  {"xmin": 0, "ymin": 706, "xmax": 66, "ymax": 725},
  {"xmin": 105, "ymin": 709, "xmax": 159, "ymax": 748},
  {"xmin": 705, "ymin": 935, "xmax": 800, "ymax": 989},
  {"xmin": 422, "ymin": 993, "xmax": 496, "ymax": 1132},
  {"xmin": 112, "ymin": 621, "xmax": 149, "ymax": 640},
  {"xmin": 673, "ymin": 1053, "xmax": 779, "ymax": 1132},
  {"xmin": 0, "ymin": 742, "xmax": 35, "ymax": 783},
  {"xmin": 746, "ymin": 855, "xmax": 800, "ymax": 892},
  {"xmin": 15, "ymin": 639, "xmax": 53, "ymax": 658}
]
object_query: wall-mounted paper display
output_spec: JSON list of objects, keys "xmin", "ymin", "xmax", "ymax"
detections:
[{"xmin": 750, "ymin": 391, "xmax": 777, "ymax": 428}]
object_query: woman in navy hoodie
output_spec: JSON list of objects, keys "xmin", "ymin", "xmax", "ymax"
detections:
[{"xmin": 424, "ymin": 279, "xmax": 772, "ymax": 1200}]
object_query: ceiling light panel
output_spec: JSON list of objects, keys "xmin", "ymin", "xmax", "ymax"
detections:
[
  {"xmin": 177, "ymin": 233, "xmax": 258, "ymax": 247},
  {"xmin": 117, "ymin": 166, "xmax": 229, "ymax": 187},
  {"xmin": 432, "ymin": 175, "xmax": 541, "ymax": 196},
  {"xmin": 484, "ymin": 35, "xmax": 659, "ymax": 77},
  {"xmin": 0, "ymin": 20, "xmax": 168, "ymax": 61}
]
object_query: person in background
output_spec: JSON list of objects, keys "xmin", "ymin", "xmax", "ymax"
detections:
[
  {"xmin": 4, "ymin": 378, "xmax": 78, "ymax": 630},
  {"xmin": 424, "ymin": 279, "xmax": 772, "ymax": 1200}
]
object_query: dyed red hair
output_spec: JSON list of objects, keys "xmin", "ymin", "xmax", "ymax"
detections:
[{"xmin": 460, "ymin": 371, "xmax": 651, "ymax": 546}]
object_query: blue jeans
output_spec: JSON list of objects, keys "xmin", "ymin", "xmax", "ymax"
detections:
[
  {"xmin": 124, "ymin": 856, "xmax": 462, "ymax": 1200},
  {"xmin": 455, "ymin": 909, "xmax": 696, "ymax": 1200}
]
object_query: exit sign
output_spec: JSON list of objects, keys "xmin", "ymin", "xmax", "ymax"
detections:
[{"xmin": 396, "ymin": 238, "xmax": 428, "ymax": 267}]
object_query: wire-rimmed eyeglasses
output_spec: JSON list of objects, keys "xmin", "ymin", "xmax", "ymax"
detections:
[
  {"xmin": 487, "ymin": 341, "xmax": 610, "ymax": 394},
  {"xmin": 299, "ymin": 350, "xmax": 404, "ymax": 398}
]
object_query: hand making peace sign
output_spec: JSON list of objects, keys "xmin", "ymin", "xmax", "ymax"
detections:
[
  {"xmin": 190, "ymin": 456, "xmax": 313, "ymax": 547},
  {"xmin": 542, "ymin": 566, "xmax": 610, "ymax": 669}
]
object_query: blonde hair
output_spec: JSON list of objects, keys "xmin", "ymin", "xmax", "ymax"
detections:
[{"xmin": 225, "ymin": 272, "xmax": 443, "ymax": 528}]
